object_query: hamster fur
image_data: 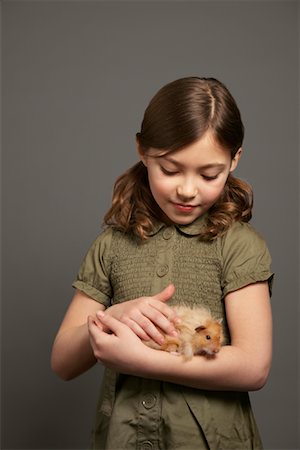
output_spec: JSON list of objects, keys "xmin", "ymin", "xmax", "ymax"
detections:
[{"xmin": 144, "ymin": 305, "xmax": 224, "ymax": 361}]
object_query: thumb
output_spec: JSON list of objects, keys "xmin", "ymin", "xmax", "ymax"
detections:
[{"xmin": 153, "ymin": 284, "xmax": 175, "ymax": 303}]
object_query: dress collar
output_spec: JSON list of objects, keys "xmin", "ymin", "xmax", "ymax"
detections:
[{"xmin": 148, "ymin": 214, "xmax": 208, "ymax": 237}]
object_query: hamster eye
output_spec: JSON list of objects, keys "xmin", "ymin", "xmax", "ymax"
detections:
[{"xmin": 206, "ymin": 335, "xmax": 211, "ymax": 340}]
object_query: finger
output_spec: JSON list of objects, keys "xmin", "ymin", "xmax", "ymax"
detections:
[
  {"xmin": 126, "ymin": 307, "xmax": 167, "ymax": 342},
  {"xmin": 87, "ymin": 316, "xmax": 108, "ymax": 362},
  {"xmin": 88, "ymin": 315, "xmax": 100, "ymax": 329},
  {"xmin": 88, "ymin": 315, "xmax": 104, "ymax": 336},
  {"xmin": 145, "ymin": 306, "xmax": 178, "ymax": 337},
  {"xmin": 96, "ymin": 311, "xmax": 112, "ymax": 332},
  {"xmin": 152, "ymin": 284, "xmax": 175, "ymax": 303},
  {"xmin": 92, "ymin": 314, "xmax": 104, "ymax": 328},
  {"xmin": 149, "ymin": 300, "xmax": 178, "ymax": 322},
  {"xmin": 87, "ymin": 316, "xmax": 103, "ymax": 355},
  {"xmin": 122, "ymin": 318, "xmax": 152, "ymax": 341},
  {"xmin": 132, "ymin": 313, "xmax": 165, "ymax": 345},
  {"xmin": 96, "ymin": 311, "xmax": 127, "ymax": 336}
]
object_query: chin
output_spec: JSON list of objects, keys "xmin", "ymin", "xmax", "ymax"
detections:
[
  {"xmin": 177, "ymin": 218, "xmax": 198, "ymax": 225},
  {"xmin": 169, "ymin": 214, "xmax": 199, "ymax": 225}
]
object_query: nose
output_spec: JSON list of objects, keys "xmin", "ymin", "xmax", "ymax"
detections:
[{"xmin": 176, "ymin": 177, "xmax": 198, "ymax": 200}]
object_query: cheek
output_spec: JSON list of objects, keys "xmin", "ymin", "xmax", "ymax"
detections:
[
  {"xmin": 202, "ymin": 181, "xmax": 226, "ymax": 202},
  {"xmin": 148, "ymin": 174, "xmax": 175, "ymax": 197}
]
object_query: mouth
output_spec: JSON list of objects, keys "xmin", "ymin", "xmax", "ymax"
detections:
[{"xmin": 172, "ymin": 203, "xmax": 198, "ymax": 212}]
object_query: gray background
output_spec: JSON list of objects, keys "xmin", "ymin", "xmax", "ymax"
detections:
[{"xmin": 2, "ymin": 1, "xmax": 299, "ymax": 449}]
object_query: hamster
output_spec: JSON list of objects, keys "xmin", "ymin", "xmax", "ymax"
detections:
[{"xmin": 144, "ymin": 305, "xmax": 224, "ymax": 361}]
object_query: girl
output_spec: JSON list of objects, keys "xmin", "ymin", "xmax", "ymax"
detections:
[{"xmin": 51, "ymin": 77, "xmax": 273, "ymax": 450}]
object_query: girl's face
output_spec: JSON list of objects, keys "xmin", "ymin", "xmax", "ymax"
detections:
[{"xmin": 139, "ymin": 131, "xmax": 241, "ymax": 225}]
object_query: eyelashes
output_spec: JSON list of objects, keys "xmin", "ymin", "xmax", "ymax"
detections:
[
  {"xmin": 160, "ymin": 166, "xmax": 219, "ymax": 181},
  {"xmin": 160, "ymin": 166, "xmax": 178, "ymax": 176},
  {"xmin": 201, "ymin": 175, "xmax": 218, "ymax": 181}
]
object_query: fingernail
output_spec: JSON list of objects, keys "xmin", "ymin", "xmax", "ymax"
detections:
[{"xmin": 96, "ymin": 311, "xmax": 105, "ymax": 318}]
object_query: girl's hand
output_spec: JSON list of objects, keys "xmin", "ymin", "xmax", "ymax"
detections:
[
  {"xmin": 88, "ymin": 312, "xmax": 152, "ymax": 374},
  {"xmin": 97, "ymin": 284, "xmax": 178, "ymax": 345}
]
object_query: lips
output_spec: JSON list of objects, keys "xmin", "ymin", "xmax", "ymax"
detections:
[{"xmin": 172, "ymin": 203, "xmax": 198, "ymax": 212}]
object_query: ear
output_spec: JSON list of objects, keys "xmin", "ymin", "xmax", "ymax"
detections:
[
  {"xmin": 195, "ymin": 325, "xmax": 206, "ymax": 333},
  {"xmin": 230, "ymin": 148, "xmax": 242, "ymax": 173},
  {"xmin": 136, "ymin": 137, "xmax": 148, "ymax": 167},
  {"xmin": 217, "ymin": 318, "xmax": 223, "ymax": 325}
]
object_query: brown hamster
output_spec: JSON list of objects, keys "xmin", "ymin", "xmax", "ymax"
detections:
[{"xmin": 144, "ymin": 305, "xmax": 224, "ymax": 361}]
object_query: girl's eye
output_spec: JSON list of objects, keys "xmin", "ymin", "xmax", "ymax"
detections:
[
  {"xmin": 160, "ymin": 167, "xmax": 178, "ymax": 176},
  {"xmin": 202, "ymin": 174, "xmax": 218, "ymax": 181}
]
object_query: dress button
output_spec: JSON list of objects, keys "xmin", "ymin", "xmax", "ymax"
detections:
[
  {"xmin": 162, "ymin": 228, "xmax": 173, "ymax": 240},
  {"xmin": 140, "ymin": 441, "xmax": 153, "ymax": 450},
  {"xmin": 142, "ymin": 393, "xmax": 156, "ymax": 409},
  {"xmin": 156, "ymin": 264, "xmax": 169, "ymax": 277}
]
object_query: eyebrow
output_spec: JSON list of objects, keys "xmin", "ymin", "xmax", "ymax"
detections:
[{"xmin": 161, "ymin": 156, "xmax": 226, "ymax": 170}]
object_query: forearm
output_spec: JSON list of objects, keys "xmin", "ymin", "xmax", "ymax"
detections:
[
  {"xmin": 91, "ymin": 285, "xmax": 272, "ymax": 392},
  {"xmin": 51, "ymin": 323, "xmax": 97, "ymax": 380},
  {"xmin": 131, "ymin": 344, "xmax": 270, "ymax": 392}
]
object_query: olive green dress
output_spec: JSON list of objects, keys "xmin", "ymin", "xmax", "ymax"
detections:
[{"xmin": 73, "ymin": 216, "xmax": 273, "ymax": 450}]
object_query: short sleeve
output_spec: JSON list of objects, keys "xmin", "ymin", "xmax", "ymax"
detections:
[
  {"xmin": 72, "ymin": 228, "xmax": 113, "ymax": 306},
  {"xmin": 220, "ymin": 222, "xmax": 274, "ymax": 297}
]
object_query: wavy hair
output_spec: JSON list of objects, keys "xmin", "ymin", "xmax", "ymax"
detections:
[{"xmin": 104, "ymin": 77, "xmax": 253, "ymax": 241}]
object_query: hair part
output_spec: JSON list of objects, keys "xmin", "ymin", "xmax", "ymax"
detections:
[
  {"xmin": 104, "ymin": 77, "xmax": 252, "ymax": 241},
  {"xmin": 136, "ymin": 77, "xmax": 244, "ymax": 157}
]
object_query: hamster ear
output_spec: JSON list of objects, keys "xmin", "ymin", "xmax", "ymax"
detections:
[
  {"xmin": 195, "ymin": 325, "xmax": 206, "ymax": 333},
  {"xmin": 217, "ymin": 319, "xmax": 223, "ymax": 325}
]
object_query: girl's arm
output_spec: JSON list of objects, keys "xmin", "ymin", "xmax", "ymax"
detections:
[
  {"xmin": 51, "ymin": 290, "xmax": 105, "ymax": 380},
  {"xmin": 51, "ymin": 285, "xmax": 178, "ymax": 380},
  {"xmin": 103, "ymin": 284, "xmax": 178, "ymax": 344},
  {"xmin": 89, "ymin": 281, "xmax": 272, "ymax": 391}
]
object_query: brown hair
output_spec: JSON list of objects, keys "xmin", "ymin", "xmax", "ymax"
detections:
[{"xmin": 104, "ymin": 77, "xmax": 253, "ymax": 240}]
